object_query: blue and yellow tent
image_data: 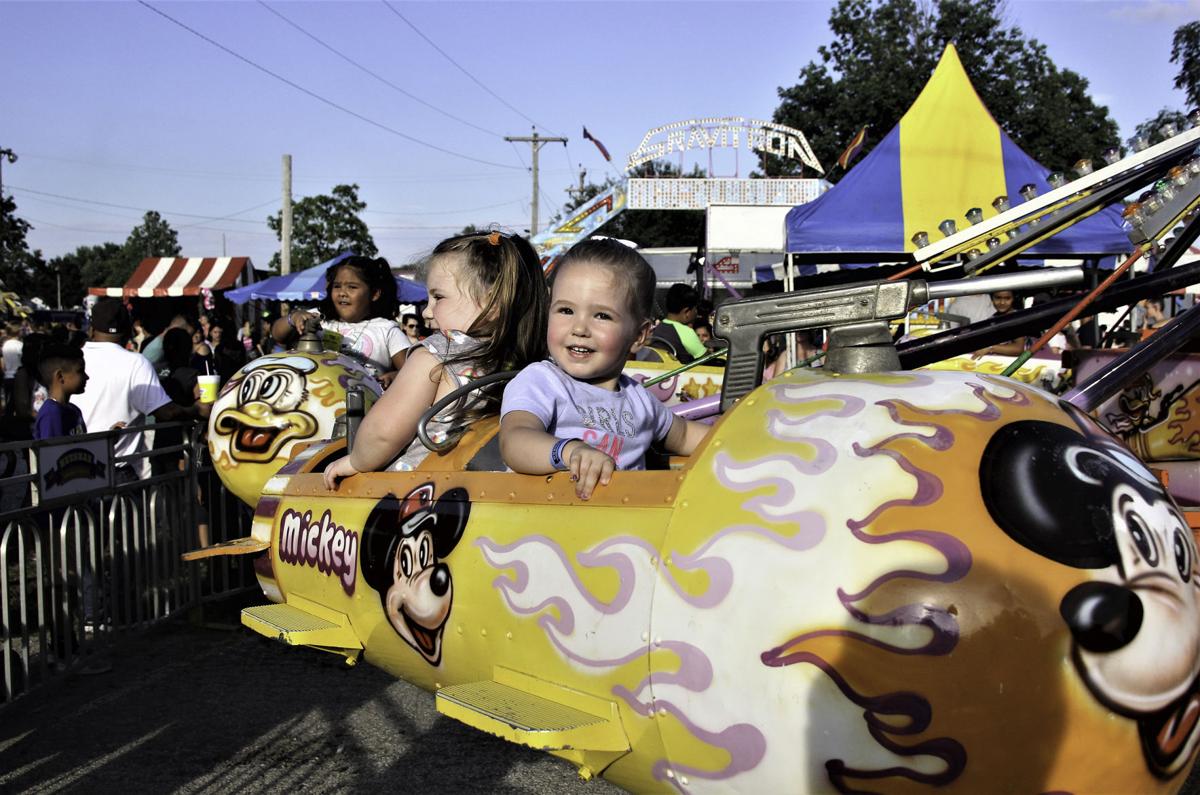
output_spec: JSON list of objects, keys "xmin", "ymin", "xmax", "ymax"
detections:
[{"xmin": 785, "ymin": 44, "xmax": 1129, "ymax": 262}]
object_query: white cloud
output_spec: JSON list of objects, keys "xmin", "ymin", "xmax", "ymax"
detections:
[{"xmin": 1108, "ymin": 0, "xmax": 1200, "ymax": 23}]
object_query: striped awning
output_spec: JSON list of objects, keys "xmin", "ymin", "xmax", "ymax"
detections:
[{"xmin": 88, "ymin": 257, "xmax": 252, "ymax": 297}]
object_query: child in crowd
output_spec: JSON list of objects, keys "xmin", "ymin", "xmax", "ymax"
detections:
[
  {"xmin": 401, "ymin": 312, "xmax": 423, "ymax": 345},
  {"xmin": 1, "ymin": 333, "xmax": 50, "ymax": 441},
  {"xmin": 500, "ymin": 238, "xmax": 711, "ymax": 500},
  {"xmin": 277, "ymin": 256, "xmax": 411, "ymax": 387},
  {"xmin": 323, "ymin": 231, "xmax": 548, "ymax": 487},
  {"xmin": 33, "ymin": 344, "xmax": 89, "ymax": 440},
  {"xmin": 974, "ymin": 290, "xmax": 1027, "ymax": 358},
  {"xmin": 652, "ymin": 282, "xmax": 706, "ymax": 363}
]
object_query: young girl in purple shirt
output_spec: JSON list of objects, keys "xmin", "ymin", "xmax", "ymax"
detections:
[{"xmin": 501, "ymin": 239, "xmax": 711, "ymax": 499}]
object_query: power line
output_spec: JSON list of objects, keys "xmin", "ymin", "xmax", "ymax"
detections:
[
  {"xmin": 9, "ymin": 185, "xmax": 275, "ymax": 224},
  {"xmin": 167, "ymin": 226, "xmax": 277, "ymax": 238},
  {"xmin": 136, "ymin": 1, "xmax": 523, "ymax": 170},
  {"xmin": 17, "ymin": 214, "xmax": 132, "ymax": 234},
  {"xmin": 508, "ymin": 141, "xmax": 529, "ymax": 170},
  {"xmin": 370, "ymin": 221, "xmax": 526, "ymax": 230},
  {"xmin": 20, "ymin": 187, "xmax": 527, "ymax": 231},
  {"xmin": 18, "ymin": 194, "xmax": 163, "ymax": 222},
  {"xmin": 255, "ymin": 1, "xmax": 503, "ymax": 139},
  {"xmin": 364, "ymin": 197, "xmax": 524, "ymax": 216},
  {"xmin": 562, "ymin": 144, "xmax": 575, "ymax": 179},
  {"xmin": 19, "ymin": 152, "xmax": 564, "ymax": 184},
  {"xmin": 540, "ymin": 187, "xmax": 559, "ymax": 217},
  {"xmin": 380, "ymin": 1, "xmax": 558, "ymax": 135},
  {"xmin": 19, "ymin": 195, "xmax": 272, "ymax": 237},
  {"xmin": 175, "ymin": 198, "xmax": 280, "ymax": 229},
  {"xmin": 19, "ymin": 213, "xmax": 278, "ymax": 239}
]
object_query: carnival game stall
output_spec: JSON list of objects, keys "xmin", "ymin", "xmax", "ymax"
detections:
[{"xmin": 86, "ymin": 255, "xmax": 257, "ymax": 332}]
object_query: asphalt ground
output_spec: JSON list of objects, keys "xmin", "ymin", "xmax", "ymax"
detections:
[
  {"xmin": 2, "ymin": 595, "xmax": 1199, "ymax": 795},
  {"xmin": 0, "ymin": 594, "xmax": 621, "ymax": 795}
]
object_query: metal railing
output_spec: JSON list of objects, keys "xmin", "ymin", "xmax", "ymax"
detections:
[{"xmin": 1, "ymin": 421, "xmax": 255, "ymax": 704}]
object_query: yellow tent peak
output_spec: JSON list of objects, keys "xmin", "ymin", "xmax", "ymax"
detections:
[
  {"xmin": 898, "ymin": 42, "xmax": 1006, "ymax": 250},
  {"xmin": 903, "ymin": 42, "xmax": 994, "ymax": 128}
]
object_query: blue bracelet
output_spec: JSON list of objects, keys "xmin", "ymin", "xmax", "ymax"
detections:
[{"xmin": 550, "ymin": 438, "xmax": 575, "ymax": 471}]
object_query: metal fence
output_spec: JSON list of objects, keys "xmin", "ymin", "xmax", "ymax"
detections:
[{"xmin": 0, "ymin": 421, "xmax": 255, "ymax": 704}]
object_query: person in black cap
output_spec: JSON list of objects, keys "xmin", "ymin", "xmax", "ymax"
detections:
[{"xmin": 73, "ymin": 298, "xmax": 211, "ymax": 480}]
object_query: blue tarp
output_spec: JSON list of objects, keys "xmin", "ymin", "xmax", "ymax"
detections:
[{"xmin": 225, "ymin": 252, "xmax": 428, "ymax": 303}]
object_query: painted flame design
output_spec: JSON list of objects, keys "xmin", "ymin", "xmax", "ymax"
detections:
[{"xmin": 479, "ymin": 372, "xmax": 1126, "ymax": 793}]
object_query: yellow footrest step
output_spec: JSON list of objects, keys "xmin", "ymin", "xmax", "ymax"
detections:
[
  {"xmin": 181, "ymin": 536, "xmax": 269, "ymax": 561},
  {"xmin": 436, "ymin": 667, "xmax": 628, "ymax": 753},
  {"xmin": 241, "ymin": 601, "xmax": 362, "ymax": 652}
]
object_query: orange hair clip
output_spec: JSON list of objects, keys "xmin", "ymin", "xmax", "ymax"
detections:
[{"xmin": 487, "ymin": 231, "xmax": 502, "ymax": 246}]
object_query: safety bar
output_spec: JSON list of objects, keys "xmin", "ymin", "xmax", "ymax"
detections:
[{"xmin": 415, "ymin": 371, "xmax": 517, "ymax": 454}]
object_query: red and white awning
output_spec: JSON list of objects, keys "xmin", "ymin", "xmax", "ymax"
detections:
[{"xmin": 89, "ymin": 257, "xmax": 252, "ymax": 297}]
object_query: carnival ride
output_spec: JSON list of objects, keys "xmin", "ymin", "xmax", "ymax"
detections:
[{"xmin": 184, "ymin": 118, "xmax": 1200, "ymax": 792}]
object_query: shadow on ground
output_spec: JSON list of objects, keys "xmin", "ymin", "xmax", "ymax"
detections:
[
  {"xmin": 0, "ymin": 596, "xmax": 621, "ymax": 794},
  {"xmin": 6, "ymin": 594, "xmax": 1200, "ymax": 794}
]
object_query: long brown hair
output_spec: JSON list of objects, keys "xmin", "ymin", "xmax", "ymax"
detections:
[{"xmin": 427, "ymin": 231, "xmax": 548, "ymax": 413}]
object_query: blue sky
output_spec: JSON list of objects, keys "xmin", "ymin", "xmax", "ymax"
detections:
[{"xmin": 2, "ymin": 0, "xmax": 1196, "ymax": 275}]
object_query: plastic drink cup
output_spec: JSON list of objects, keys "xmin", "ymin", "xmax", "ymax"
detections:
[{"xmin": 198, "ymin": 374, "xmax": 221, "ymax": 404}]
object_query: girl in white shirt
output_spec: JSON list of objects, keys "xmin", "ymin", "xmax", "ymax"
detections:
[{"xmin": 280, "ymin": 256, "xmax": 411, "ymax": 387}]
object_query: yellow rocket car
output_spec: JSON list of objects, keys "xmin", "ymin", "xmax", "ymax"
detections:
[{"xmin": 219, "ymin": 359, "xmax": 1200, "ymax": 794}]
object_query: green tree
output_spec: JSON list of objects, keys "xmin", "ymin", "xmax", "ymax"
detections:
[
  {"xmin": 767, "ymin": 0, "xmax": 1119, "ymax": 179},
  {"xmin": 0, "ymin": 193, "xmax": 33, "ymax": 286},
  {"xmin": 123, "ymin": 210, "xmax": 180, "ymax": 260},
  {"xmin": 267, "ymin": 184, "xmax": 377, "ymax": 271},
  {"xmin": 104, "ymin": 210, "xmax": 184, "ymax": 288},
  {"xmin": 1172, "ymin": 21, "xmax": 1200, "ymax": 107},
  {"xmin": 0, "ymin": 193, "xmax": 56, "ymax": 304},
  {"xmin": 1128, "ymin": 21, "xmax": 1200, "ymax": 155},
  {"xmin": 50, "ymin": 242, "xmax": 125, "ymax": 306},
  {"xmin": 1134, "ymin": 108, "xmax": 1190, "ymax": 144}
]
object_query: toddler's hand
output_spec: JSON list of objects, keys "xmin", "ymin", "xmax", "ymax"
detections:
[
  {"xmin": 323, "ymin": 456, "xmax": 359, "ymax": 490},
  {"xmin": 566, "ymin": 442, "xmax": 615, "ymax": 500}
]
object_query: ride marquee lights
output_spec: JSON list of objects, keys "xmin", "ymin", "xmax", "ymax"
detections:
[
  {"xmin": 626, "ymin": 117, "xmax": 824, "ymax": 174},
  {"xmin": 626, "ymin": 178, "xmax": 825, "ymax": 210}
]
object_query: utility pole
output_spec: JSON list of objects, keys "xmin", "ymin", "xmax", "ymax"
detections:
[
  {"xmin": 505, "ymin": 129, "xmax": 566, "ymax": 235},
  {"xmin": 281, "ymin": 154, "xmax": 293, "ymax": 275},
  {"xmin": 565, "ymin": 165, "xmax": 587, "ymax": 208},
  {"xmin": 0, "ymin": 148, "xmax": 17, "ymax": 279}
]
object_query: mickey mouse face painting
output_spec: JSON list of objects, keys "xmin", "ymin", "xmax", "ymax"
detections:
[
  {"xmin": 981, "ymin": 408, "xmax": 1200, "ymax": 777},
  {"xmin": 359, "ymin": 483, "xmax": 470, "ymax": 666}
]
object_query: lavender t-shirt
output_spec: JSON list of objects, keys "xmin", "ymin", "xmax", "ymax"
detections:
[{"xmin": 501, "ymin": 360, "xmax": 676, "ymax": 471}]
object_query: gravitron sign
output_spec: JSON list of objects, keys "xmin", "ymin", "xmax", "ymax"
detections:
[{"xmin": 626, "ymin": 117, "xmax": 823, "ymax": 174}]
